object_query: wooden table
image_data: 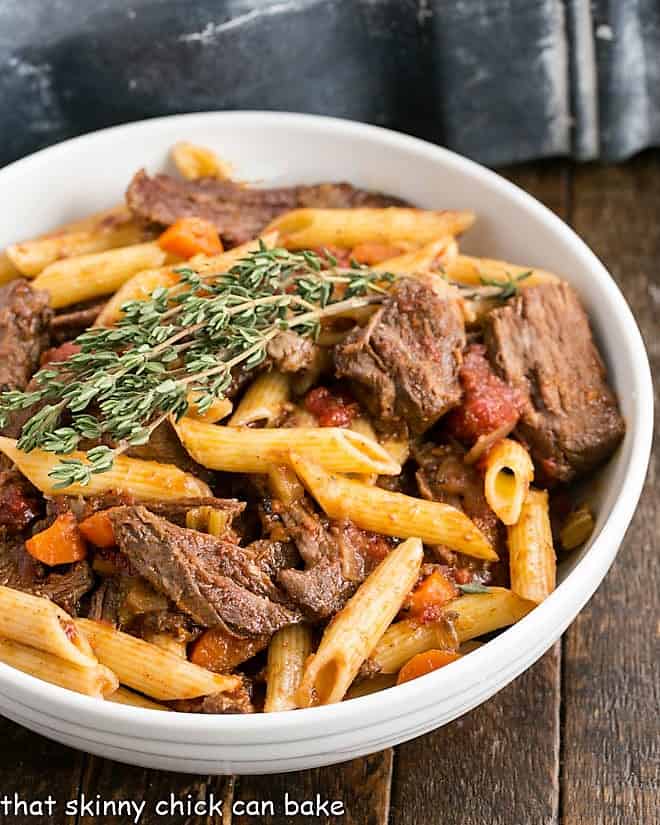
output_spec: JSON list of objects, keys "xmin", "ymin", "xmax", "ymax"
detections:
[{"xmin": 0, "ymin": 155, "xmax": 657, "ymax": 825}]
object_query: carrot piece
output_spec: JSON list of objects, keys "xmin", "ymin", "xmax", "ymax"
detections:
[
  {"xmin": 407, "ymin": 570, "xmax": 459, "ymax": 618},
  {"xmin": 25, "ymin": 513, "xmax": 87, "ymax": 565},
  {"xmin": 397, "ymin": 649, "xmax": 462, "ymax": 684},
  {"xmin": 79, "ymin": 510, "xmax": 116, "ymax": 548},
  {"xmin": 190, "ymin": 626, "xmax": 266, "ymax": 672},
  {"xmin": 350, "ymin": 241, "xmax": 404, "ymax": 265},
  {"xmin": 158, "ymin": 217, "xmax": 223, "ymax": 258}
]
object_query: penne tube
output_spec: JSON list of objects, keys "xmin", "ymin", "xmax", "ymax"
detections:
[
  {"xmin": 32, "ymin": 242, "xmax": 169, "ymax": 309},
  {"xmin": 0, "ymin": 437, "xmax": 211, "ymax": 500},
  {"xmin": 483, "ymin": 438, "xmax": 534, "ymax": 525},
  {"xmin": 173, "ymin": 417, "xmax": 401, "ymax": 476},
  {"xmin": 508, "ymin": 489, "xmax": 556, "ymax": 604},
  {"xmin": 185, "ymin": 392, "xmax": 233, "ymax": 424},
  {"xmin": 264, "ymin": 624, "xmax": 313, "ymax": 712},
  {"xmin": 107, "ymin": 686, "xmax": 171, "ymax": 710},
  {"xmin": 380, "ymin": 433, "xmax": 410, "ymax": 468},
  {"xmin": 349, "ymin": 417, "xmax": 379, "ymax": 484},
  {"xmin": 290, "ymin": 455, "xmax": 497, "ymax": 560},
  {"xmin": 268, "ymin": 464, "xmax": 306, "ymax": 505},
  {"xmin": 94, "ymin": 233, "xmax": 279, "ymax": 326},
  {"xmin": 371, "ymin": 587, "xmax": 534, "ymax": 673},
  {"xmin": 297, "ymin": 537, "xmax": 423, "ymax": 706},
  {"xmin": 228, "ymin": 371, "xmax": 290, "ymax": 427},
  {"xmin": 267, "ymin": 208, "xmax": 475, "ymax": 249},
  {"xmin": 0, "ymin": 252, "xmax": 19, "ymax": 285},
  {"xmin": 76, "ymin": 619, "xmax": 240, "ymax": 700},
  {"xmin": 446, "ymin": 254, "xmax": 560, "ymax": 288},
  {"xmin": 374, "ymin": 236, "xmax": 458, "ymax": 274},
  {"xmin": 143, "ymin": 632, "xmax": 188, "ymax": 659},
  {"xmin": 6, "ymin": 210, "xmax": 151, "ymax": 278},
  {"xmin": 0, "ymin": 639, "xmax": 118, "ymax": 698},
  {"xmin": 0, "ymin": 586, "xmax": 96, "ymax": 667},
  {"xmin": 345, "ymin": 673, "xmax": 397, "ymax": 700},
  {"xmin": 171, "ymin": 141, "xmax": 233, "ymax": 180},
  {"xmin": 560, "ymin": 504, "xmax": 595, "ymax": 550}
]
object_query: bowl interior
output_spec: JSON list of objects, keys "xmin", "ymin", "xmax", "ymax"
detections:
[{"xmin": 0, "ymin": 112, "xmax": 643, "ymax": 586}]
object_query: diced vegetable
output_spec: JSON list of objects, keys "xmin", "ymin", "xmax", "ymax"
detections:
[
  {"xmin": 158, "ymin": 217, "xmax": 223, "ymax": 258},
  {"xmin": 407, "ymin": 570, "xmax": 459, "ymax": 618},
  {"xmin": 25, "ymin": 513, "xmax": 87, "ymax": 566},
  {"xmin": 79, "ymin": 510, "xmax": 116, "ymax": 548},
  {"xmin": 190, "ymin": 625, "xmax": 266, "ymax": 672},
  {"xmin": 396, "ymin": 649, "xmax": 462, "ymax": 684}
]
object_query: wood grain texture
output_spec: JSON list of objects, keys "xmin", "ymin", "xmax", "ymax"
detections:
[
  {"xmin": 561, "ymin": 154, "xmax": 660, "ymax": 825},
  {"xmin": 389, "ymin": 161, "xmax": 569, "ymax": 825},
  {"xmin": 233, "ymin": 750, "xmax": 393, "ymax": 825},
  {"xmin": 0, "ymin": 719, "xmax": 82, "ymax": 824}
]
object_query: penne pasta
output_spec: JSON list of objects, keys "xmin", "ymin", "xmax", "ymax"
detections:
[
  {"xmin": 95, "ymin": 233, "xmax": 279, "ymax": 326},
  {"xmin": 267, "ymin": 208, "xmax": 475, "ymax": 249},
  {"xmin": 483, "ymin": 438, "xmax": 534, "ymax": 525},
  {"xmin": 371, "ymin": 587, "xmax": 534, "ymax": 673},
  {"xmin": 0, "ymin": 437, "xmax": 211, "ymax": 500},
  {"xmin": 445, "ymin": 254, "xmax": 560, "ymax": 288},
  {"xmin": 0, "ymin": 639, "xmax": 118, "ymax": 698},
  {"xmin": 107, "ymin": 686, "xmax": 171, "ymax": 710},
  {"xmin": 508, "ymin": 489, "xmax": 556, "ymax": 604},
  {"xmin": 228, "ymin": 371, "xmax": 290, "ymax": 427},
  {"xmin": 143, "ymin": 633, "xmax": 188, "ymax": 659},
  {"xmin": 0, "ymin": 586, "xmax": 96, "ymax": 667},
  {"xmin": 0, "ymin": 252, "xmax": 19, "ymax": 285},
  {"xmin": 349, "ymin": 416, "xmax": 379, "ymax": 484},
  {"xmin": 185, "ymin": 392, "xmax": 233, "ymax": 424},
  {"xmin": 374, "ymin": 236, "xmax": 458, "ymax": 274},
  {"xmin": 560, "ymin": 504, "xmax": 595, "ymax": 550},
  {"xmin": 345, "ymin": 673, "xmax": 397, "ymax": 700},
  {"xmin": 267, "ymin": 464, "xmax": 306, "ymax": 505},
  {"xmin": 172, "ymin": 418, "xmax": 401, "ymax": 476},
  {"xmin": 171, "ymin": 141, "xmax": 233, "ymax": 180},
  {"xmin": 290, "ymin": 455, "xmax": 497, "ymax": 560},
  {"xmin": 6, "ymin": 207, "xmax": 151, "ymax": 277},
  {"xmin": 32, "ymin": 242, "xmax": 168, "ymax": 309},
  {"xmin": 76, "ymin": 619, "xmax": 240, "ymax": 700},
  {"xmin": 297, "ymin": 537, "xmax": 423, "ymax": 706},
  {"xmin": 264, "ymin": 624, "xmax": 313, "ymax": 712}
]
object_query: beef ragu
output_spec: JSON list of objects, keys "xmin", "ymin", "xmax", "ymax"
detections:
[{"xmin": 0, "ymin": 142, "xmax": 624, "ymax": 713}]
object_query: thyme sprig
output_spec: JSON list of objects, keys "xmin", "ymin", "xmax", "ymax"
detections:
[
  {"xmin": 452, "ymin": 270, "xmax": 533, "ymax": 301},
  {"xmin": 0, "ymin": 244, "xmax": 394, "ymax": 488}
]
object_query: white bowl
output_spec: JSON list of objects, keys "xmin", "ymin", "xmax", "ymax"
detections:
[{"xmin": 0, "ymin": 112, "xmax": 652, "ymax": 774}]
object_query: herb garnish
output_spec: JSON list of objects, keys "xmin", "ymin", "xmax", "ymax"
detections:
[
  {"xmin": 457, "ymin": 582, "xmax": 491, "ymax": 594},
  {"xmin": 479, "ymin": 270, "xmax": 532, "ymax": 299},
  {"xmin": 0, "ymin": 244, "xmax": 393, "ymax": 488}
]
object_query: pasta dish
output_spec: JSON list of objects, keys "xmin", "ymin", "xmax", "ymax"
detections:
[{"xmin": 0, "ymin": 142, "xmax": 624, "ymax": 713}]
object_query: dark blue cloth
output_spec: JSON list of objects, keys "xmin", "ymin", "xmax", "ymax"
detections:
[{"xmin": 0, "ymin": 0, "xmax": 657, "ymax": 168}]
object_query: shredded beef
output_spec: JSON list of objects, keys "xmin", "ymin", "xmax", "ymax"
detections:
[
  {"xmin": 275, "ymin": 500, "xmax": 389, "ymax": 620},
  {"xmin": 414, "ymin": 442, "xmax": 503, "ymax": 577},
  {"xmin": 335, "ymin": 278, "xmax": 465, "ymax": 434},
  {"xmin": 0, "ymin": 529, "xmax": 94, "ymax": 614},
  {"xmin": 0, "ymin": 469, "xmax": 41, "ymax": 532},
  {"xmin": 170, "ymin": 683, "xmax": 255, "ymax": 714},
  {"xmin": 49, "ymin": 300, "xmax": 105, "ymax": 344},
  {"xmin": 0, "ymin": 279, "xmax": 52, "ymax": 393},
  {"xmin": 484, "ymin": 283, "xmax": 625, "ymax": 482},
  {"xmin": 126, "ymin": 170, "xmax": 404, "ymax": 247},
  {"xmin": 109, "ymin": 506, "xmax": 300, "ymax": 637},
  {"xmin": 267, "ymin": 331, "xmax": 319, "ymax": 373}
]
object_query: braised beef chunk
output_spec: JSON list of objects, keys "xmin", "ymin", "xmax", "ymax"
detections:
[
  {"xmin": 126, "ymin": 170, "xmax": 404, "ymax": 247},
  {"xmin": 415, "ymin": 442, "xmax": 502, "ymax": 577},
  {"xmin": 276, "ymin": 500, "xmax": 389, "ymax": 620},
  {"xmin": 109, "ymin": 506, "xmax": 300, "ymax": 637},
  {"xmin": 0, "ymin": 529, "xmax": 94, "ymax": 614},
  {"xmin": 86, "ymin": 577, "xmax": 123, "ymax": 626},
  {"xmin": 335, "ymin": 279, "xmax": 465, "ymax": 434},
  {"xmin": 267, "ymin": 331, "xmax": 319, "ymax": 374},
  {"xmin": 0, "ymin": 279, "xmax": 52, "ymax": 393},
  {"xmin": 484, "ymin": 283, "xmax": 625, "ymax": 482},
  {"xmin": 124, "ymin": 420, "xmax": 212, "ymax": 478},
  {"xmin": 49, "ymin": 300, "xmax": 106, "ymax": 344},
  {"xmin": 0, "ymin": 469, "xmax": 41, "ymax": 532},
  {"xmin": 170, "ymin": 683, "xmax": 255, "ymax": 714}
]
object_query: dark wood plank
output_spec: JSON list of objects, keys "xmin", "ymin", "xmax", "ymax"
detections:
[
  {"xmin": 561, "ymin": 154, "xmax": 660, "ymax": 825},
  {"xmin": 233, "ymin": 750, "xmax": 393, "ymax": 825},
  {"xmin": 72, "ymin": 755, "xmax": 234, "ymax": 824},
  {"xmin": 389, "ymin": 161, "xmax": 569, "ymax": 825},
  {"xmin": 0, "ymin": 717, "xmax": 83, "ymax": 824}
]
